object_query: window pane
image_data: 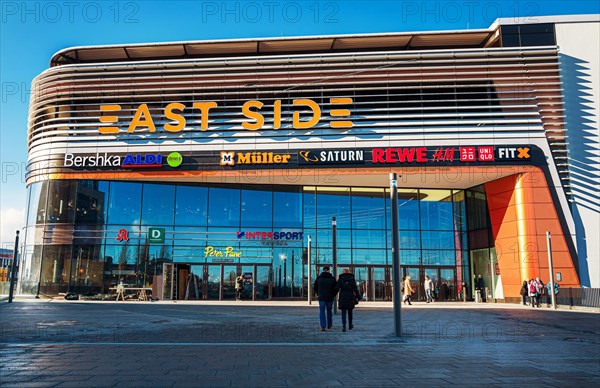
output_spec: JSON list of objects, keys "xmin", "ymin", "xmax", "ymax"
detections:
[
  {"xmin": 274, "ymin": 189, "xmax": 302, "ymax": 228},
  {"xmin": 352, "ymin": 188, "xmax": 385, "ymax": 229},
  {"xmin": 208, "ymin": 187, "xmax": 240, "ymax": 227},
  {"xmin": 386, "ymin": 189, "xmax": 421, "ymax": 230},
  {"xmin": 241, "ymin": 188, "xmax": 273, "ymax": 227},
  {"xmin": 420, "ymin": 189, "xmax": 454, "ymax": 230},
  {"xmin": 400, "ymin": 250, "xmax": 420, "ymax": 265},
  {"xmin": 352, "ymin": 249, "xmax": 386, "ymax": 265},
  {"xmin": 107, "ymin": 182, "xmax": 142, "ymax": 226},
  {"xmin": 75, "ymin": 181, "xmax": 109, "ymax": 224},
  {"xmin": 46, "ymin": 180, "xmax": 77, "ymax": 223},
  {"xmin": 175, "ymin": 186, "xmax": 208, "ymax": 226},
  {"xmin": 422, "ymin": 250, "xmax": 455, "ymax": 266},
  {"xmin": 421, "ymin": 231, "xmax": 457, "ymax": 250},
  {"xmin": 26, "ymin": 182, "xmax": 48, "ymax": 225},
  {"xmin": 316, "ymin": 187, "xmax": 351, "ymax": 228},
  {"xmin": 353, "ymin": 229, "xmax": 386, "ymax": 249},
  {"xmin": 303, "ymin": 188, "xmax": 317, "ymax": 229},
  {"xmin": 142, "ymin": 184, "xmax": 175, "ymax": 226},
  {"xmin": 317, "ymin": 228, "xmax": 351, "ymax": 249}
]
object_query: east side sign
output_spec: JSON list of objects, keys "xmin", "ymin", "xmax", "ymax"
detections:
[{"xmin": 98, "ymin": 98, "xmax": 354, "ymax": 134}]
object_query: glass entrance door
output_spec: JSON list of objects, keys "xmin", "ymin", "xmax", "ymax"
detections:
[
  {"xmin": 403, "ymin": 267, "xmax": 420, "ymax": 301},
  {"xmin": 222, "ymin": 265, "xmax": 238, "ymax": 300},
  {"xmin": 205, "ymin": 265, "xmax": 221, "ymax": 300},
  {"xmin": 256, "ymin": 265, "xmax": 271, "ymax": 300},
  {"xmin": 439, "ymin": 268, "xmax": 456, "ymax": 301}
]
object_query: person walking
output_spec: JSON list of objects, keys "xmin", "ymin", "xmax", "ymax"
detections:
[
  {"xmin": 314, "ymin": 266, "xmax": 338, "ymax": 331},
  {"xmin": 520, "ymin": 279, "xmax": 529, "ymax": 306},
  {"xmin": 235, "ymin": 275, "xmax": 244, "ymax": 301},
  {"xmin": 337, "ymin": 269, "xmax": 361, "ymax": 332},
  {"xmin": 424, "ymin": 275, "xmax": 434, "ymax": 303},
  {"xmin": 535, "ymin": 277, "xmax": 545, "ymax": 307},
  {"xmin": 403, "ymin": 275, "xmax": 414, "ymax": 305},
  {"xmin": 528, "ymin": 279, "xmax": 537, "ymax": 308}
]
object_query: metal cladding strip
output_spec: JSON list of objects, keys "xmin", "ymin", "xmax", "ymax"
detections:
[{"xmin": 27, "ymin": 46, "xmax": 565, "ymax": 183}]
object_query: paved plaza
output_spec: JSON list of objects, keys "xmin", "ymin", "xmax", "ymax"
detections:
[{"xmin": 1, "ymin": 299, "xmax": 599, "ymax": 387}]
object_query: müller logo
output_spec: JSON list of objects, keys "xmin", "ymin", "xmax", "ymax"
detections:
[{"xmin": 220, "ymin": 151, "xmax": 291, "ymax": 166}]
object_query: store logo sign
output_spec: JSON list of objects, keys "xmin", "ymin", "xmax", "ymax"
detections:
[
  {"xmin": 122, "ymin": 154, "xmax": 163, "ymax": 168},
  {"xmin": 237, "ymin": 231, "xmax": 304, "ymax": 240},
  {"xmin": 64, "ymin": 153, "xmax": 121, "ymax": 167},
  {"xmin": 298, "ymin": 150, "xmax": 364, "ymax": 164},
  {"xmin": 167, "ymin": 152, "xmax": 183, "ymax": 167},
  {"xmin": 116, "ymin": 228, "xmax": 129, "ymax": 242},
  {"xmin": 205, "ymin": 246, "xmax": 241, "ymax": 258},
  {"xmin": 478, "ymin": 146, "xmax": 494, "ymax": 162},
  {"xmin": 372, "ymin": 148, "xmax": 428, "ymax": 163},
  {"xmin": 497, "ymin": 147, "xmax": 530, "ymax": 160},
  {"xmin": 220, "ymin": 151, "xmax": 291, "ymax": 166},
  {"xmin": 148, "ymin": 228, "xmax": 165, "ymax": 244}
]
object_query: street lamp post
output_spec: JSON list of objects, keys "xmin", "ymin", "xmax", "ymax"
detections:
[
  {"xmin": 291, "ymin": 251, "xmax": 295, "ymax": 297},
  {"xmin": 280, "ymin": 253, "xmax": 287, "ymax": 297},
  {"xmin": 332, "ymin": 217, "xmax": 337, "ymax": 315}
]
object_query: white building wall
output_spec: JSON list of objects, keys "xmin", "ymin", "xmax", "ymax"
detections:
[{"xmin": 556, "ymin": 20, "xmax": 600, "ymax": 287}]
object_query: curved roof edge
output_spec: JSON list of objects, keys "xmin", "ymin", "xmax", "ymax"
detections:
[{"xmin": 50, "ymin": 14, "xmax": 599, "ymax": 67}]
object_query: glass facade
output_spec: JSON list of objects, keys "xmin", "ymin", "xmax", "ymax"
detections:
[{"xmin": 20, "ymin": 180, "xmax": 494, "ymax": 301}]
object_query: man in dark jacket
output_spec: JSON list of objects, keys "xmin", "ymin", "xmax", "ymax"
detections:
[{"xmin": 314, "ymin": 266, "xmax": 338, "ymax": 331}]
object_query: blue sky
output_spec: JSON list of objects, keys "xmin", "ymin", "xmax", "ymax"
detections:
[{"xmin": 1, "ymin": 0, "xmax": 599, "ymax": 245}]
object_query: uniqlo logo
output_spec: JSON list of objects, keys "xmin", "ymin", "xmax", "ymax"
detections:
[
  {"xmin": 460, "ymin": 147, "xmax": 476, "ymax": 162},
  {"xmin": 478, "ymin": 146, "xmax": 494, "ymax": 161}
]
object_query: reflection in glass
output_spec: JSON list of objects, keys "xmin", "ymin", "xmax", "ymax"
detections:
[
  {"xmin": 419, "ymin": 189, "xmax": 454, "ymax": 231},
  {"xmin": 352, "ymin": 188, "xmax": 385, "ymax": 229},
  {"xmin": 175, "ymin": 186, "xmax": 208, "ymax": 226},
  {"xmin": 208, "ymin": 187, "xmax": 240, "ymax": 227},
  {"xmin": 107, "ymin": 182, "xmax": 142, "ymax": 226},
  {"xmin": 26, "ymin": 182, "xmax": 48, "ymax": 225},
  {"xmin": 46, "ymin": 180, "xmax": 77, "ymax": 223},
  {"xmin": 274, "ymin": 189, "xmax": 302, "ymax": 227},
  {"xmin": 76, "ymin": 181, "xmax": 108, "ymax": 224},
  {"xmin": 241, "ymin": 188, "xmax": 273, "ymax": 227},
  {"xmin": 316, "ymin": 187, "xmax": 351, "ymax": 229},
  {"xmin": 142, "ymin": 184, "xmax": 175, "ymax": 226}
]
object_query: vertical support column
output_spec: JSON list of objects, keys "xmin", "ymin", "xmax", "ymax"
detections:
[{"xmin": 390, "ymin": 173, "xmax": 402, "ymax": 338}]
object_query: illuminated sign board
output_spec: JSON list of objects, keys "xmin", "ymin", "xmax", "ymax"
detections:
[
  {"xmin": 98, "ymin": 98, "xmax": 354, "ymax": 134},
  {"xmin": 122, "ymin": 154, "xmax": 163, "ymax": 168},
  {"xmin": 298, "ymin": 150, "xmax": 365, "ymax": 165},
  {"xmin": 220, "ymin": 152, "xmax": 291, "ymax": 166},
  {"xmin": 205, "ymin": 246, "xmax": 241, "ymax": 258},
  {"xmin": 59, "ymin": 145, "xmax": 534, "ymax": 173}
]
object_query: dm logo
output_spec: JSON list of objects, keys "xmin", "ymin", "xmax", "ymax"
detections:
[{"xmin": 167, "ymin": 152, "xmax": 183, "ymax": 167}]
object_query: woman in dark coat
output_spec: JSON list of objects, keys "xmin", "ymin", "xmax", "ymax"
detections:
[
  {"xmin": 337, "ymin": 268, "xmax": 361, "ymax": 332},
  {"xmin": 520, "ymin": 280, "xmax": 529, "ymax": 306}
]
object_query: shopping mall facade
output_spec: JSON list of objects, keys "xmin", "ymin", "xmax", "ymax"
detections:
[{"xmin": 19, "ymin": 15, "xmax": 600, "ymax": 302}]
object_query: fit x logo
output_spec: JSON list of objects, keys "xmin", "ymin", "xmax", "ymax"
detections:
[
  {"xmin": 220, "ymin": 152, "xmax": 235, "ymax": 166},
  {"xmin": 517, "ymin": 147, "xmax": 530, "ymax": 158}
]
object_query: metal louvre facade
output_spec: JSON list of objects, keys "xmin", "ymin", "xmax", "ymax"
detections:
[{"xmin": 28, "ymin": 46, "xmax": 565, "ymax": 184}]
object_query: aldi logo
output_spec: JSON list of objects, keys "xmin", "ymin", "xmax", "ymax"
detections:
[{"xmin": 122, "ymin": 154, "xmax": 163, "ymax": 168}]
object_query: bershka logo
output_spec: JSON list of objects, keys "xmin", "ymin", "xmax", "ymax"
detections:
[
  {"xmin": 122, "ymin": 154, "xmax": 163, "ymax": 168},
  {"xmin": 64, "ymin": 153, "xmax": 121, "ymax": 167},
  {"xmin": 298, "ymin": 150, "xmax": 364, "ymax": 164},
  {"xmin": 220, "ymin": 151, "xmax": 291, "ymax": 166}
]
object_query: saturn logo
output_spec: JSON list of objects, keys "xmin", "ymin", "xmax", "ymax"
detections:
[{"xmin": 299, "ymin": 151, "xmax": 319, "ymax": 163}]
